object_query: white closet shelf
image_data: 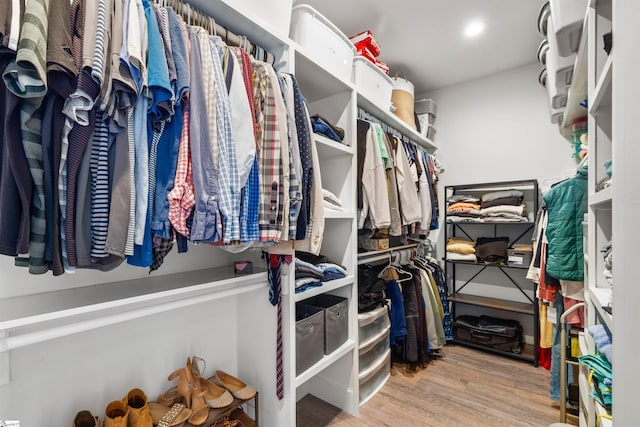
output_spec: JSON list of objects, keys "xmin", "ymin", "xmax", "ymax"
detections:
[
  {"xmin": 589, "ymin": 186, "xmax": 613, "ymax": 208},
  {"xmin": 292, "ymin": 44, "xmax": 354, "ymax": 103},
  {"xmin": 295, "ymin": 339, "xmax": 356, "ymax": 388},
  {"xmin": 294, "ymin": 276, "xmax": 354, "ymax": 303},
  {"xmin": 357, "ymin": 93, "xmax": 437, "ymax": 152},
  {"xmin": 589, "ymin": 287, "xmax": 613, "ymax": 331},
  {"xmin": 578, "ymin": 331, "xmax": 590, "ymax": 357},
  {"xmin": 314, "ymin": 133, "xmax": 354, "ymax": 156},
  {"xmin": 590, "ymin": 54, "xmax": 613, "ymax": 116},
  {"xmin": 186, "ymin": 0, "xmax": 290, "ymax": 51},
  {"xmin": 324, "ymin": 210, "xmax": 356, "ymax": 219},
  {"xmin": 560, "ymin": 8, "xmax": 589, "ymax": 140},
  {"xmin": 0, "ymin": 267, "xmax": 267, "ymax": 351}
]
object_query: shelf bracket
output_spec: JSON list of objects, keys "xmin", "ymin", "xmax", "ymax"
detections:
[{"xmin": 0, "ymin": 330, "xmax": 9, "ymax": 385}]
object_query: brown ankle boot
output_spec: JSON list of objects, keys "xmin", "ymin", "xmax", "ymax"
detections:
[
  {"xmin": 105, "ymin": 400, "xmax": 128, "ymax": 427},
  {"xmin": 125, "ymin": 388, "xmax": 153, "ymax": 427},
  {"xmin": 74, "ymin": 410, "xmax": 102, "ymax": 427}
]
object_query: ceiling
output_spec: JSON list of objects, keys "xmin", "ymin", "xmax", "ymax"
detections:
[{"xmin": 292, "ymin": 0, "xmax": 546, "ymax": 94}]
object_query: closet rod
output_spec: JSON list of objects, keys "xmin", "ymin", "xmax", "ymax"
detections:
[
  {"xmin": 358, "ymin": 108, "xmax": 410, "ymax": 145},
  {"xmin": 158, "ymin": 0, "xmax": 274, "ymax": 64},
  {"xmin": 357, "ymin": 243, "xmax": 418, "ymax": 265}
]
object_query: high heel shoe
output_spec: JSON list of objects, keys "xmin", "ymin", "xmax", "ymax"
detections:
[
  {"xmin": 188, "ymin": 364, "xmax": 211, "ymax": 426},
  {"xmin": 192, "ymin": 356, "xmax": 234, "ymax": 409},
  {"xmin": 167, "ymin": 358, "xmax": 194, "ymax": 409},
  {"xmin": 212, "ymin": 371, "xmax": 256, "ymax": 400}
]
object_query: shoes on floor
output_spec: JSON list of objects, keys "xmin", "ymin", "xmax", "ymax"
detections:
[
  {"xmin": 212, "ymin": 370, "xmax": 257, "ymax": 400},
  {"xmin": 124, "ymin": 388, "xmax": 153, "ymax": 427},
  {"xmin": 148, "ymin": 402, "xmax": 191, "ymax": 427},
  {"xmin": 105, "ymin": 400, "xmax": 129, "ymax": 427},
  {"xmin": 74, "ymin": 410, "xmax": 102, "ymax": 427},
  {"xmin": 192, "ymin": 356, "xmax": 234, "ymax": 408}
]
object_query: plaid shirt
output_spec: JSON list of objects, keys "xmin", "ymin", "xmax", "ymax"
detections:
[
  {"xmin": 252, "ymin": 60, "xmax": 283, "ymax": 243},
  {"xmin": 168, "ymin": 100, "xmax": 194, "ymax": 237},
  {"xmin": 210, "ymin": 36, "xmax": 240, "ymax": 243}
]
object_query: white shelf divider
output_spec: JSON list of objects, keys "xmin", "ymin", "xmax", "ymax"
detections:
[
  {"xmin": 324, "ymin": 210, "xmax": 356, "ymax": 219},
  {"xmin": 294, "ymin": 276, "xmax": 354, "ymax": 303},
  {"xmin": 295, "ymin": 339, "xmax": 356, "ymax": 388},
  {"xmin": 314, "ymin": 133, "xmax": 354, "ymax": 156},
  {"xmin": 589, "ymin": 186, "xmax": 613, "ymax": 208},
  {"xmin": 590, "ymin": 54, "xmax": 613, "ymax": 116},
  {"xmin": 589, "ymin": 287, "xmax": 613, "ymax": 331},
  {"xmin": 560, "ymin": 9, "xmax": 590, "ymax": 140}
]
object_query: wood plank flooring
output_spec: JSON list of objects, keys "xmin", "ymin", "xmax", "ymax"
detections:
[{"xmin": 297, "ymin": 344, "xmax": 566, "ymax": 427}]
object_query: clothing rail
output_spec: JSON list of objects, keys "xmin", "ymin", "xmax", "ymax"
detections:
[
  {"xmin": 357, "ymin": 243, "xmax": 418, "ymax": 265},
  {"xmin": 156, "ymin": 0, "xmax": 275, "ymax": 65},
  {"xmin": 358, "ymin": 108, "xmax": 411, "ymax": 145}
]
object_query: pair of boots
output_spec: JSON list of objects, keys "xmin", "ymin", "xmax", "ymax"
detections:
[
  {"xmin": 73, "ymin": 388, "xmax": 151, "ymax": 427},
  {"xmin": 103, "ymin": 388, "xmax": 153, "ymax": 427}
]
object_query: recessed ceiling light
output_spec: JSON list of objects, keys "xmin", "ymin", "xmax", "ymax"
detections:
[{"xmin": 464, "ymin": 20, "xmax": 485, "ymax": 38}]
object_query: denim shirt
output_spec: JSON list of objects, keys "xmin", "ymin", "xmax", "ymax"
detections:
[{"xmin": 188, "ymin": 27, "xmax": 222, "ymax": 243}]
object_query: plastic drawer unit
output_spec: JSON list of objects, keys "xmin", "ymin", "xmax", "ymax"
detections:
[
  {"xmin": 290, "ymin": 4, "xmax": 355, "ymax": 82},
  {"xmin": 549, "ymin": 0, "xmax": 588, "ymax": 57},
  {"xmin": 358, "ymin": 324, "xmax": 390, "ymax": 374},
  {"xmin": 353, "ymin": 56, "xmax": 393, "ymax": 111},
  {"xmin": 358, "ymin": 305, "xmax": 390, "ymax": 345},
  {"xmin": 358, "ymin": 349, "xmax": 391, "ymax": 405}
]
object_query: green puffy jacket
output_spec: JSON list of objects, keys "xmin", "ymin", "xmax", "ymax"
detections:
[{"xmin": 543, "ymin": 166, "xmax": 588, "ymax": 281}]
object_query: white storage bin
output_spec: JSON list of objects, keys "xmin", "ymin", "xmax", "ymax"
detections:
[
  {"xmin": 550, "ymin": 0, "xmax": 588, "ymax": 56},
  {"xmin": 290, "ymin": 4, "xmax": 355, "ymax": 82},
  {"xmin": 546, "ymin": 19, "xmax": 571, "ymax": 110},
  {"xmin": 223, "ymin": 0, "xmax": 293, "ymax": 33},
  {"xmin": 415, "ymin": 99, "xmax": 437, "ymax": 117},
  {"xmin": 353, "ymin": 56, "xmax": 393, "ymax": 110},
  {"xmin": 358, "ymin": 349, "xmax": 390, "ymax": 405},
  {"xmin": 358, "ymin": 305, "xmax": 390, "ymax": 344}
]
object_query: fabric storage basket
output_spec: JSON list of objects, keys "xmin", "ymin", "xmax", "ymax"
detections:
[
  {"xmin": 358, "ymin": 305, "xmax": 390, "ymax": 344},
  {"xmin": 290, "ymin": 4, "xmax": 356, "ymax": 82},
  {"xmin": 306, "ymin": 294, "xmax": 349, "ymax": 354},
  {"xmin": 415, "ymin": 99, "xmax": 437, "ymax": 117},
  {"xmin": 391, "ymin": 75, "xmax": 416, "ymax": 129},
  {"xmin": 296, "ymin": 303, "xmax": 325, "ymax": 375},
  {"xmin": 353, "ymin": 56, "xmax": 393, "ymax": 111}
]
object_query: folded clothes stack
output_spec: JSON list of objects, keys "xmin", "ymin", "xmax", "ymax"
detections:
[
  {"xmin": 311, "ymin": 114, "xmax": 345, "ymax": 143},
  {"xmin": 446, "ymin": 237, "xmax": 477, "ymax": 262},
  {"xmin": 446, "ymin": 190, "xmax": 528, "ymax": 223},
  {"xmin": 601, "ymin": 240, "xmax": 612, "ymax": 286},
  {"xmin": 295, "ymin": 253, "xmax": 347, "ymax": 294}
]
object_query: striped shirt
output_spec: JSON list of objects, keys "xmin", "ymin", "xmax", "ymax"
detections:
[{"xmin": 90, "ymin": 111, "xmax": 110, "ymax": 260}]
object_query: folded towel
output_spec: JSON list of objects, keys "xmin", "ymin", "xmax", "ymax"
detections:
[{"xmin": 588, "ymin": 325, "xmax": 612, "ymax": 363}]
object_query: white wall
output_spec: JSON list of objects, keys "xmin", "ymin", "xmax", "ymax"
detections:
[
  {"xmin": 423, "ymin": 63, "xmax": 577, "ymax": 344},
  {"xmin": 424, "ymin": 62, "xmax": 577, "ymax": 253}
]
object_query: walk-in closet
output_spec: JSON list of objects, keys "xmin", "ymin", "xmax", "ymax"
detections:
[{"xmin": 0, "ymin": 0, "xmax": 634, "ymax": 426}]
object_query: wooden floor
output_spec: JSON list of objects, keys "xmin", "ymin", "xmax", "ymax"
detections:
[{"xmin": 297, "ymin": 344, "xmax": 564, "ymax": 427}]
